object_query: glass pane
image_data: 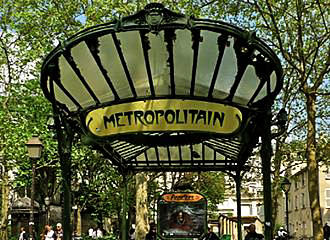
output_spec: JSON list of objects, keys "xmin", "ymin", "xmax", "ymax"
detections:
[
  {"xmin": 253, "ymin": 82, "xmax": 267, "ymax": 103},
  {"xmin": 169, "ymin": 146, "xmax": 180, "ymax": 162},
  {"xmin": 213, "ymin": 37, "xmax": 237, "ymax": 99},
  {"xmin": 136, "ymin": 152, "xmax": 146, "ymax": 161},
  {"xmin": 216, "ymin": 152, "xmax": 225, "ymax": 161},
  {"xmin": 204, "ymin": 146, "xmax": 214, "ymax": 164},
  {"xmin": 147, "ymin": 148, "xmax": 158, "ymax": 166},
  {"xmin": 158, "ymin": 147, "xmax": 168, "ymax": 161},
  {"xmin": 118, "ymin": 31, "xmax": 149, "ymax": 97},
  {"xmin": 53, "ymin": 81, "xmax": 77, "ymax": 111},
  {"xmin": 195, "ymin": 30, "xmax": 219, "ymax": 97},
  {"xmin": 148, "ymin": 31, "xmax": 170, "ymax": 96},
  {"xmin": 98, "ymin": 34, "xmax": 133, "ymax": 99},
  {"xmin": 71, "ymin": 41, "xmax": 114, "ymax": 103},
  {"xmin": 181, "ymin": 145, "xmax": 191, "ymax": 161},
  {"xmin": 234, "ymin": 65, "xmax": 260, "ymax": 105},
  {"xmin": 59, "ymin": 56, "xmax": 95, "ymax": 108},
  {"xmin": 254, "ymin": 70, "xmax": 277, "ymax": 103},
  {"xmin": 270, "ymin": 71, "xmax": 277, "ymax": 92},
  {"xmin": 326, "ymin": 189, "xmax": 330, "ymax": 198},
  {"xmin": 191, "ymin": 144, "xmax": 202, "ymax": 164},
  {"xmin": 174, "ymin": 29, "xmax": 193, "ymax": 95}
]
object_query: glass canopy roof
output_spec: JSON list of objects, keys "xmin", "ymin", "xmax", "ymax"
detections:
[{"xmin": 40, "ymin": 3, "xmax": 283, "ymax": 172}]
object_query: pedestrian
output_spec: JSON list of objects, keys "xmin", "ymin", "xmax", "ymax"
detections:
[
  {"xmin": 88, "ymin": 226, "xmax": 94, "ymax": 238},
  {"xmin": 145, "ymin": 223, "xmax": 157, "ymax": 240},
  {"xmin": 324, "ymin": 223, "xmax": 330, "ymax": 240},
  {"xmin": 244, "ymin": 224, "xmax": 264, "ymax": 240},
  {"xmin": 55, "ymin": 223, "xmax": 63, "ymax": 240},
  {"xmin": 96, "ymin": 227, "xmax": 103, "ymax": 238},
  {"xmin": 41, "ymin": 224, "xmax": 55, "ymax": 240},
  {"xmin": 204, "ymin": 227, "xmax": 219, "ymax": 240},
  {"xmin": 19, "ymin": 226, "xmax": 28, "ymax": 240},
  {"xmin": 41, "ymin": 227, "xmax": 47, "ymax": 240},
  {"xmin": 129, "ymin": 228, "xmax": 135, "ymax": 240},
  {"xmin": 276, "ymin": 227, "xmax": 288, "ymax": 240}
]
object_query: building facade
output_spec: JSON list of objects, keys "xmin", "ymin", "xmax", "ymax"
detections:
[
  {"xmin": 288, "ymin": 166, "xmax": 330, "ymax": 239},
  {"xmin": 217, "ymin": 173, "xmax": 265, "ymax": 236}
]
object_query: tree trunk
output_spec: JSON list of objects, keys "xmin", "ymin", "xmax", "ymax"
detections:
[
  {"xmin": 0, "ymin": 168, "xmax": 9, "ymax": 240},
  {"xmin": 76, "ymin": 207, "xmax": 82, "ymax": 236},
  {"xmin": 306, "ymin": 93, "xmax": 323, "ymax": 240},
  {"xmin": 135, "ymin": 173, "xmax": 149, "ymax": 240},
  {"xmin": 121, "ymin": 175, "xmax": 127, "ymax": 240}
]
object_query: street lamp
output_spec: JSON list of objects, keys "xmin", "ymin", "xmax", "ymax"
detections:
[
  {"xmin": 26, "ymin": 136, "xmax": 43, "ymax": 240},
  {"xmin": 280, "ymin": 177, "xmax": 291, "ymax": 236},
  {"xmin": 45, "ymin": 197, "xmax": 51, "ymax": 225},
  {"xmin": 72, "ymin": 205, "xmax": 78, "ymax": 237}
]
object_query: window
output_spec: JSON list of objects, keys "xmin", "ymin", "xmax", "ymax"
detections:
[
  {"xmin": 326, "ymin": 216, "xmax": 330, "ymax": 224},
  {"xmin": 301, "ymin": 173, "xmax": 305, "ymax": 186},
  {"xmin": 302, "ymin": 222, "xmax": 306, "ymax": 236},
  {"xmin": 325, "ymin": 189, "xmax": 330, "ymax": 208},
  {"xmin": 288, "ymin": 198, "xmax": 291, "ymax": 211},
  {"xmin": 326, "ymin": 173, "xmax": 330, "ymax": 180},
  {"xmin": 295, "ymin": 179, "xmax": 299, "ymax": 190},
  {"xmin": 295, "ymin": 222, "xmax": 299, "ymax": 232},
  {"xmin": 289, "ymin": 223, "xmax": 293, "ymax": 233},
  {"xmin": 295, "ymin": 195, "xmax": 298, "ymax": 210},
  {"xmin": 301, "ymin": 193, "xmax": 305, "ymax": 208}
]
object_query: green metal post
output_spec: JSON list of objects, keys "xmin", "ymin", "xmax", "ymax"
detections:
[
  {"xmin": 260, "ymin": 111, "xmax": 273, "ymax": 240},
  {"xmin": 53, "ymin": 109, "xmax": 74, "ymax": 240},
  {"xmin": 61, "ymin": 156, "xmax": 72, "ymax": 240},
  {"xmin": 63, "ymin": 154, "xmax": 72, "ymax": 240},
  {"xmin": 29, "ymin": 157, "xmax": 36, "ymax": 240},
  {"xmin": 235, "ymin": 173, "xmax": 242, "ymax": 240},
  {"xmin": 121, "ymin": 174, "xmax": 128, "ymax": 240}
]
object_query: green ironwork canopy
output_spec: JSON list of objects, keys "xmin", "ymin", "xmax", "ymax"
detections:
[{"xmin": 40, "ymin": 3, "xmax": 283, "ymax": 173}]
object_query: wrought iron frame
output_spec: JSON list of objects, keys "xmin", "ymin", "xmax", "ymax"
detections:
[{"xmin": 40, "ymin": 3, "xmax": 285, "ymax": 240}]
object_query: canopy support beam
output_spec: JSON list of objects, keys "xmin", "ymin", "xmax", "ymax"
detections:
[
  {"xmin": 53, "ymin": 104, "xmax": 74, "ymax": 240},
  {"xmin": 235, "ymin": 171, "xmax": 242, "ymax": 240}
]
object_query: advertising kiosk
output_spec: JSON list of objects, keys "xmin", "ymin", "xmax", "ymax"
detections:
[{"xmin": 158, "ymin": 193, "xmax": 207, "ymax": 239}]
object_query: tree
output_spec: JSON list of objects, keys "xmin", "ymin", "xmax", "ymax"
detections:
[
  {"xmin": 0, "ymin": 1, "xmax": 81, "ymax": 238},
  {"xmin": 70, "ymin": 146, "xmax": 134, "ymax": 236},
  {"xmin": 0, "ymin": 1, "xmax": 136, "ymax": 238},
  {"xmin": 238, "ymin": 1, "xmax": 329, "ymax": 239}
]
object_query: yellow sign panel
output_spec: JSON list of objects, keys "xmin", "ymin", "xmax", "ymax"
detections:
[
  {"xmin": 162, "ymin": 193, "xmax": 204, "ymax": 202},
  {"xmin": 85, "ymin": 99, "xmax": 242, "ymax": 137}
]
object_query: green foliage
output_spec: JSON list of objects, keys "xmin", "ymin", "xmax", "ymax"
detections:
[
  {"xmin": 193, "ymin": 172, "xmax": 226, "ymax": 211},
  {"xmin": 70, "ymin": 146, "xmax": 136, "ymax": 222}
]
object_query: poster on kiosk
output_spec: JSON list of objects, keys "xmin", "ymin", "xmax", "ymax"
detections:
[{"xmin": 157, "ymin": 192, "xmax": 207, "ymax": 239}]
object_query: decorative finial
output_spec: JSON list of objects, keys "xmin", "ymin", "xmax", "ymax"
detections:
[{"xmin": 144, "ymin": 3, "xmax": 164, "ymax": 28}]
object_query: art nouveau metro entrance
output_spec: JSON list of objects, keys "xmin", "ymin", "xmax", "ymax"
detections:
[{"xmin": 40, "ymin": 3, "xmax": 284, "ymax": 240}]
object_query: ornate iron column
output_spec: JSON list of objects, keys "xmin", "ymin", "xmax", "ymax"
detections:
[
  {"xmin": 235, "ymin": 172, "xmax": 242, "ymax": 240},
  {"xmin": 53, "ymin": 108, "xmax": 74, "ymax": 240}
]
